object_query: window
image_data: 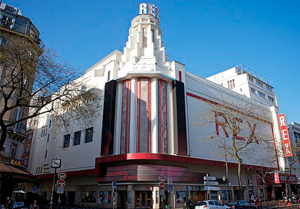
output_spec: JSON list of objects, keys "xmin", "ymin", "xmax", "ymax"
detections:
[
  {"xmin": 268, "ymin": 96, "xmax": 274, "ymax": 103},
  {"xmin": 249, "ymin": 76, "xmax": 254, "ymax": 82},
  {"xmin": 63, "ymin": 134, "xmax": 70, "ymax": 148},
  {"xmin": 85, "ymin": 127, "xmax": 93, "ymax": 143},
  {"xmin": 14, "ymin": 108, "xmax": 23, "ymax": 133},
  {"xmin": 10, "ymin": 143, "xmax": 17, "ymax": 158},
  {"xmin": 0, "ymin": 37, "xmax": 7, "ymax": 46},
  {"xmin": 214, "ymin": 201, "xmax": 223, "ymax": 206},
  {"xmin": 179, "ymin": 71, "xmax": 182, "ymax": 82},
  {"xmin": 47, "ymin": 134, "xmax": 50, "ymax": 143},
  {"xmin": 250, "ymin": 87, "xmax": 256, "ymax": 94},
  {"xmin": 25, "ymin": 144, "xmax": 30, "ymax": 153},
  {"xmin": 256, "ymin": 80, "xmax": 264, "ymax": 87},
  {"xmin": 27, "ymin": 133, "xmax": 32, "ymax": 141},
  {"xmin": 0, "ymin": 15, "xmax": 14, "ymax": 28},
  {"xmin": 258, "ymin": 91, "xmax": 265, "ymax": 98},
  {"xmin": 49, "ymin": 120, "xmax": 52, "ymax": 128},
  {"xmin": 45, "ymin": 150, "xmax": 48, "ymax": 159},
  {"xmin": 266, "ymin": 85, "xmax": 273, "ymax": 92},
  {"xmin": 82, "ymin": 191, "xmax": 96, "ymax": 203},
  {"xmin": 81, "ymin": 84, "xmax": 86, "ymax": 93},
  {"xmin": 294, "ymin": 132, "xmax": 300, "ymax": 142},
  {"xmin": 24, "ymin": 158, "xmax": 28, "ymax": 167},
  {"xmin": 227, "ymin": 79, "xmax": 235, "ymax": 90},
  {"xmin": 107, "ymin": 71, "xmax": 110, "ymax": 81},
  {"xmin": 74, "ymin": 131, "xmax": 81, "ymax": 146}
]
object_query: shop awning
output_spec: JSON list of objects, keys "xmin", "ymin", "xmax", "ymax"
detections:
[{"xmin": 0, "ymin": 163, "xmax": 34, "ymax": 181}]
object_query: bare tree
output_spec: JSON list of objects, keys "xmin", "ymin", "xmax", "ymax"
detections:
[
  {"xmin": 195, "ymin": 96, "xmax": 276, "ymax": 199},
  {"xmin": 0, "ymin": 35, "xmax": 98, "ymax": 150}
]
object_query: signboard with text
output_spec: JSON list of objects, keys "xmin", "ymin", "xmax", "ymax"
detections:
[
  {"xmin": 139, "ymin": 3, "xmax": 159, "ymax": 19},
  {"xmin": 267, "ymin": 173, "xmax": 297, "ymax": 184},
  {"xmin": 278, "ymin": 114, "xmax": 293, "ymax": 157}
]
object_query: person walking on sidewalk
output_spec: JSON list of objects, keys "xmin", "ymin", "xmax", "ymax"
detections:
[
  {"xmin": 255, "ymin": 197, "xmax": 259, "ymax": 209},
  {"xmin": 6, "ymin": 196, "xmax": 13, "ymax": 209}
]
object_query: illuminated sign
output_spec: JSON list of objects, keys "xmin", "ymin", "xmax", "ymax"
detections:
[
  {"xmin": 10, "ymin": 159, "xmax": 22, "ymax": 166},
  {"xmin": 97, "ymin": 165, "xmax": 204, "ymax": 183},
  {"xmin": 139, "ymin": 3, "xmax": 159, "ymax": 19},
  {"xmin": 278, "ymin": 114, "xmax": 293, "ymax": 157},
  {"xmin": 267, "ymin": 173, "xmax": 296, "ymax": 184}
]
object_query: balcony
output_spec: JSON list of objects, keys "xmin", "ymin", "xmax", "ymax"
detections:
[{"xmin": 0, "ymin": 10, "xmax": 44, "ymax": 48}]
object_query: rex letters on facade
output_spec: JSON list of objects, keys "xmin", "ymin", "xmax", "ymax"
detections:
[{"xmin": 278, "ymin": 114, "xmax": 293, "ymax": 157}]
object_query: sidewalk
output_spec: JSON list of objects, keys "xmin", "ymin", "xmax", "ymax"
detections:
[
  {"xmin": 260, "ymin": 201, "xmax": 279, "ymax": 208},
  {"xmin": 260, "ymin": 200, "xmax": 300, "ymax": 209}
]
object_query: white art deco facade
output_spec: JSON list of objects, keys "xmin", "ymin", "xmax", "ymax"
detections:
[{"xmin": 26, "ymin": 4, "xmax": 292, "ymax": 209}]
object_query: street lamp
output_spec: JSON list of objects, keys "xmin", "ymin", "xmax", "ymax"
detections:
[{"xmin": 49, "ymin": 158, "xmax": 61, "ymax": 209}]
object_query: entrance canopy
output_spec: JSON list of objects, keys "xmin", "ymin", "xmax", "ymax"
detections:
[{"xmin": 0, "ymin": 163, "xmax": 34, "ymax": 181}]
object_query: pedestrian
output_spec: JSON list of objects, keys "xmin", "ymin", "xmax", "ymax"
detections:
[
  {"xmin": 255, "ymin": 197, "xmax": 259, "ymax": 208},
  {"xmin": 183, "ymin": 197, "xmax": 187, "ymax": 209},
  {"xmin": 6, "ymin": 196, "xmax": 13, "ymax": 209},
  {"xmin": 30, "ymin": 200, "xmax": 39, "ymax": 209},
  {"xmin": 291, "ymin": 192, "xmax": 297, "ymax": 204},
  {"xmin": 282, "ymin": 192, "xmax": 287, "ymax": 201}
]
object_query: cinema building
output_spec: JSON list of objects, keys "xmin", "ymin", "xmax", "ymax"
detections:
[{"xmin": 26, "ymin": 4, "xmax": 292, "ymax": 209}]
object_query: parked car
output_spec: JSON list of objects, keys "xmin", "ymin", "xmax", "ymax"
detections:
[
  {"xmin": 227, "ymin": 200, "xmax": 257, "ymax": 209},
  {"xmin": 195, "ymin": 200, "xmax": 229, "ymax": 209}
]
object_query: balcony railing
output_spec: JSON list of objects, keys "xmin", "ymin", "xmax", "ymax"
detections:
[{"xmin": 0, "ymin": 15, "xmax": 44, "ymax": 48}]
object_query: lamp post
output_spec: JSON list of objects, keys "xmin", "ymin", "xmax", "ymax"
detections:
[{"xmin": 49, "ymin": 158, "xmax": 61, "ymax": 209}]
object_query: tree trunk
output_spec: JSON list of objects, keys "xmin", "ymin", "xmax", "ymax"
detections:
[
  {"xmin": 0, "ymin": 122, "xmax": 7, "ymax": 151},
  {"xmin": 237, "ymin": 158, "xmax": 243, "ymax": 199}
]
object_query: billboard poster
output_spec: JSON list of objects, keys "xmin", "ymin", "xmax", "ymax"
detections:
[{"xmin": 187, "ymin": 92, "xmax": 278, "ymax": 168}]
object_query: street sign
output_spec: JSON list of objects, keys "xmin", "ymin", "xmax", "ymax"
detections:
[
  {"xmin": 112, "ymin": 181, "xmax": 117, "ymax": 189},
  {"xmin": 159, "ymin": 182, "xmax": 165, "ymax": 190},
  {"xmin": 160, "ymin": 189, "xmax": 165, "ymax": 195},
  {"xmin": 203, "ymin": 176, "xmax": 216, "ymax": 181},
  {"xmin": 159, "ymin": 175, "xmax": 165, "ymax": 182},
  {"xmin": 57, "ymin": 187, "xmax": 64, "ymax": 194},
  {"xmin": 168, "ymin": 184, "xmax": 173, "ymax": 191},
  {"xmin": 204, "ymin": 181, "xmax": 219, "ymax": 185},
  {"xmin": 13, "ymin": 202, "xmax": 24, "ymax": 208},
  {"xmin": 204, "ymin": 186, "xmax": 220, "ymax": 191},
  {"xmin": 57, "ymin": 179, "xmax": 66, "ymax": 188},
  {"xmin": 168, "ymin": 175, "xmax": 172, "ymax": 184},
  {"xmin": 32, "ymin": 186, "xmax": 38, "ymax": 193},
  {"xmin": 58, "ymin": 171, "xmax": 67, "ymax": 180}
]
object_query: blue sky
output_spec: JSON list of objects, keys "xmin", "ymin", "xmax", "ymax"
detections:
[{"xmin": 5, "ymin": 0, "xmax": 300, "ymax": 123}]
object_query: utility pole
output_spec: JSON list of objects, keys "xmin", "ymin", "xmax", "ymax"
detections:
[{"xmin": 50, "ymin": 158, "xmax": 61, "ymax": 209}]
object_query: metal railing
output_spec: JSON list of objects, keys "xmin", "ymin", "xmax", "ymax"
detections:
[{"xmin": 0, "ymin": 18, "xmax": 44, "ymax": 48}]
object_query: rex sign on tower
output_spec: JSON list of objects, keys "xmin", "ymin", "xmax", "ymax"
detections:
[
  {"xmin": 278, "ymin": 114, "xmax": 293, "ymax": 157},
  {"xmin": 139, "ymin": 3, "xmax": 159, "ymax": 19}
]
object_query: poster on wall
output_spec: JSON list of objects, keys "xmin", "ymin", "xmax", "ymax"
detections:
[
  {"xmin": 187, "ymin": 93, "xmax": 278, "ymax": 168},
  {"xmin": 82, "ymin": 191, "xmax": 96, "ymax": 203},
  {"xmin": 222, "ymin": 190, "xmax": 227, "ymax": 201},
  {"xmin": 128, "ymin": 191, "xmax": 131, "ymax": 204},
  {"xmin": 99, "ymin": 191, "xmax": 111, "ymax": 204},
  {"xmin": 176, "ymin": 191, "xmax": 188, "ymax": 203}
]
